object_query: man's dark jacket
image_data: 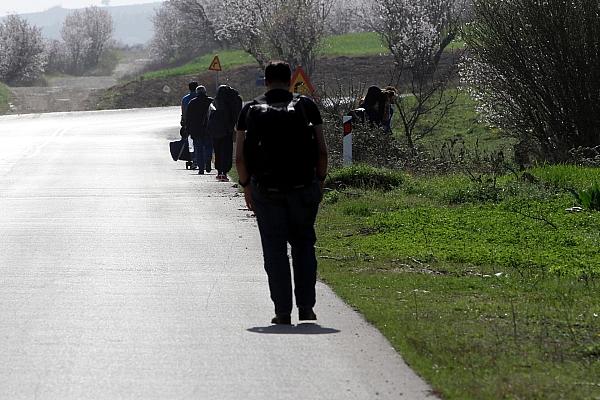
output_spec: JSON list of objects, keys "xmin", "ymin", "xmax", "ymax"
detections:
[{"xmin": 185, "ymin": 94, "xmax": 213, "ymax": 139}]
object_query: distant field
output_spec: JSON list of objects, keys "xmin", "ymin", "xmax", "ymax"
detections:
[
  {"xmin": 0, "ymin": 83, "xmax": 10, "ymax": 114},
  {"xmin": 142, "ymin": 50, "xmax": 256, "ymax": 80},
  {"xmin": 320, "ymin": 32, "xmax": 389, "ymax": 57},
  {"xmin": 142, "ymin": 32, "xmax": 393, "ymax": 80}
]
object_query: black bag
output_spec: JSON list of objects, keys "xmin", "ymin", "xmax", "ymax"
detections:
[
  {"xmin": 244, "ymin": 94, "xmax": 317, "ymax": 189},
  {"xmin": 169, "ymin": 139, "xmax": 192, "ymax": 162}
]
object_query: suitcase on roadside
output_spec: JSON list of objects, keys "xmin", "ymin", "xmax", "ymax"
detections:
[{"xmin": 170, "ymin": 139, "xmax": 195, "ymax": 169}]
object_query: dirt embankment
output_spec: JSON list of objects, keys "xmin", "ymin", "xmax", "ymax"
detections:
[{"xmin": 92, "ymin": 55, "xmax": 397, "ymax": 110}]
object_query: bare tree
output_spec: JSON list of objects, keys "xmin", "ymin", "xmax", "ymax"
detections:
[
  {"xmin": 61, "ymin": 6, "xmax": 113, "ymax": 75},
  {"xmin": 150, "ymin": 0, "xmax": 217, "ymax": 64},
  {"xmin": 461, "ymin": 0, "xmax": 600, "ymax": 164},
  {"xmin": 213, "ymin": 0, "xmax": 333, "ymax": 76},
  {"xmin": 368, "ymin": 0, "xmax": 469, "ymax": 152},
  {"xmin": 0, "ymin": 15, "xmax": 46, "ymax": 84}
]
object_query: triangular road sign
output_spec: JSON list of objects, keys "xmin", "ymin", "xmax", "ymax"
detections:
[
  {"xmin": 290, "ymin": 66, "xmax": 315, "ymax": 96},
  {"xmin": 208, "ymin": 55, "xmax": 222, "ymax": 72}
]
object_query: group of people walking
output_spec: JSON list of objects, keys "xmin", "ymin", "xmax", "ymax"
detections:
[
  {"xmin": 176, "ymin": 64, "xmax": 405, "ymax": 325},
  {"xmin": 180, "ymin": 82, "xmax": 242, "ymax": 182},
  {"xmin": 178, "ymin": 61, "xmax": 328, "ymax": 326}
]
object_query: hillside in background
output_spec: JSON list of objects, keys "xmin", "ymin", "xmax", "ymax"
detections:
[{"xmin": 3, "ymin": 3, "xmax": 161, "ymax": 45}]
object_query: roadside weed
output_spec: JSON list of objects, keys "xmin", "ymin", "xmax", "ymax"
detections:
[{"xmin": 317, "ymin": 166, "xmax": 600, "ymax": 399}]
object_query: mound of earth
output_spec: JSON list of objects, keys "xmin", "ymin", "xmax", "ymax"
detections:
[{"xmin": 92, "ymin": 55, "xmax": 397, "ymax": 110}]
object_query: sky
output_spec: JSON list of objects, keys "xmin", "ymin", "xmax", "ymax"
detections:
[{"xmin": 0, "ymin": 0, "xmax": 163, "ymax": 15}]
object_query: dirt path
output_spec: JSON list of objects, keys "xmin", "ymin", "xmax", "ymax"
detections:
[{"xmin": 7, "ymin": 52, "xmax": 150, "ymax": 115}]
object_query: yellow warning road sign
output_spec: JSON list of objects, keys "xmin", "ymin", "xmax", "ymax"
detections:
[
  {"xmin": 289, "ymin": 66, "xmax": 315, "ymax": 96},
  {"xmin": 208, "ymin": 55, "xmax": 222, "ymax": 72}
]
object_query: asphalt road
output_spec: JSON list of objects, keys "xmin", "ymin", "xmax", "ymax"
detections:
[{"xmin": 0, "ymin": 108, "xmax": 435, "ymax": 399}]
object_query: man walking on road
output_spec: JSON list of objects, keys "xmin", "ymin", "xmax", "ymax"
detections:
[
  {"xmin": 186, "ymin": 86, "xmax": 213, "ymax": 174},
  {"xmin": 208, "ymin": 85, "xmax": 242, "ymax": 182},
  {"xmin": 181, "ymin": 81, "xmax": 198, "ymax": 135},
  {"xmin": 235, "ymin": 60, "xmax": 328, "ymax": 325}
]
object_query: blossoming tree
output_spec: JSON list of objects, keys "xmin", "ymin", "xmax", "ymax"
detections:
[
  {"xmin": 213, "ymin": 0, "xmax": 333, "ymax": 76},
  {"xmin": 369, "ymin": 0, "xmax": 468, "ymax": 151},
  {"xmin": 0, "ymin": 15, "xmax": 46, "ymax": 84}
]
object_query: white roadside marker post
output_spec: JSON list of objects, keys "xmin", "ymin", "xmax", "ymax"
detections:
[{"xmin": 343, "ymin": 115, "xmax": 352, "ymax": 166}]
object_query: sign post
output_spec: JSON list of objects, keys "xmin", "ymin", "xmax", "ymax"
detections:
[
  {"xmin": 289, "ymin": 66, "xmax": 315, "ymax": 96},
  {"xmin": 343, "ymin": 115, "xmax": 352, "ymax": 165},
  {"xmin": 208, "ymin": 55, "xmax": 222, "ymax": 93}
]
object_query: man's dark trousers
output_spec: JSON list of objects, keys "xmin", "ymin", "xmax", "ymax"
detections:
[
  {"xmin": 192, "ymin": 137, "xmax": 212, "ymax": 170},
  {"xmin": 213, "ymin": 134, "xmax": 233, "ymax": 174},
  {"xmin": 251, "ymin": 181, "xmax": 321, "ymax": 315}
]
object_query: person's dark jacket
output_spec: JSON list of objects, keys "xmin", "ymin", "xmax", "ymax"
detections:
[
  {"xmin": 359, "ymin": 85, "xmax": 385, "ymax": 125},
  {"xmin": 207, "ymin": 85, "xmax": 243, "ymax": 139},
  {"xmin": 185, "ymin": 94, "xmax": 213, "ymax": 139}
]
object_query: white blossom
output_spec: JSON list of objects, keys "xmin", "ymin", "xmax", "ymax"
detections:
[{"xmin": 0, "ymin": 15, "xmax": 47, "ymax": 83}]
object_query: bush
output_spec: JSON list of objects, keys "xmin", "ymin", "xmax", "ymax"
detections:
[
  {"xmin": 462, "ymin": 0, "xmax": 600, "ymax": 163},
  {"xmin": 326, "ymin": 164, "xmax": 405, "ymax": 191},
  {"xmin": 530, "ymin": 165, "xmax": 600, "ymax": 191},
  {"xmin": 573, "ymin": 183, "xmax": 600, "ymax": 211}
]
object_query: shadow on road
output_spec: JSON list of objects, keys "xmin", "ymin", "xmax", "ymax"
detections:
[{"xmin": 247, "ymin": 324, "xmax": 340, "ymax": 335}]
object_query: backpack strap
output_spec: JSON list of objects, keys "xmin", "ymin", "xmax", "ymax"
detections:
[
  {"xmin": 252, "ymin": 95, "xmax": 267, "ymax": 105},
  {"xmin": 291, "ymin": 94, "xmax": 310, "ymax": 127}
]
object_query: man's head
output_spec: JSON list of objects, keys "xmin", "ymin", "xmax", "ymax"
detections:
[
  {"xmin": 188, "ymin": 81, "xmax": 199, "ymax": 92},
  {"xmin": 264, "ymin": 60, "xmax": 291, "ymax": 89},
  {"xmin": 196, "ymin": 85, "xmax": 207, "ymax": 96}
]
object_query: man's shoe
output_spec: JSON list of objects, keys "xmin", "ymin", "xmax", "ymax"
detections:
[
  {"xmin": 271, "ymin": 314, "xmax": 292, "ymax": 325},
  {"xmin": 205, "ymin": 162, "xmax": 212, "ymax": 173},
  {"xmin": 298, "ymin": 308, "xmax": 317, "ymax": 321},
  {"xmin": 221, "ymin": 174, "xmax": 229, "ymax": 182},
  {"xmin": 198, "ymin": 169, "xmax": 204, "ymax": 175}
]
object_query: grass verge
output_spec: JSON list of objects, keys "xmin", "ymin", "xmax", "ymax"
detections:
[
  {"xmin": 142, "ymin": 50, "xmax": 256, "ymax": 80},
  {"xmin": 316, "ymin": 165, "xmax": 600, "ymax": 399}
]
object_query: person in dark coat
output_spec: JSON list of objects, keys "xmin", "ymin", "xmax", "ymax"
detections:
[
  {"xmin": 359, "ymin": 85, "xmax": 386, "ymax": 126},
  {"xmin": 181, "ymin": 81, "xmax": 198, "ymax": 136},
  {"xmin": 235, "ymin": 60, "xmax": 328, "ymax": 325},
  {"xmin": 185, "ymin": 86, "xmax": 213, "ymax": 174},
  {"xmin": 207, "ymin": 85, "xmax": 242, "ymax": 182}
]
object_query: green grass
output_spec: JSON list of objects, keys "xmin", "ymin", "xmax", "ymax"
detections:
[
  {"xmin": 393, "ymin": 90, "xmax": 510, "ymax": 153},
  {"xmin": 530, "ymin": 164, "xmax": 600, "ymax": 191},
  {"xmin": 316, "ymin": 166, "xmax": 600, "ymax": 399},
  {"xmin": 320, "ymin": 32, "xmax": 389, "ymax": 57},
  {"xmin": 142, "ymin": 33, "xmax": 388, "ymax": 80},
  {"xmin": 0, "ymin": 82, "xmax": 11, "ymax": 113},
  {"xmin": 142, "ymin": 50, "xmax": 256, "ymax": 80},
  {"xmin": 326, "ymin": 164, "xmax": 404, "ymax": 190}
]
